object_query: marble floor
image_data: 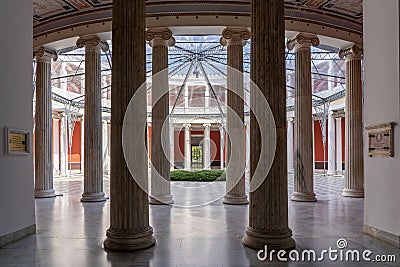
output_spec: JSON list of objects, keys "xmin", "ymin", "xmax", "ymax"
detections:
[{"xmin": 1, "ymin": 171, "xmax": 399, "ymax": 266}]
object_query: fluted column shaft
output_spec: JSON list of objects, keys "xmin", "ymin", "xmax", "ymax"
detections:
[
  {"xmin": 104, "ymin": 0, "xmax": 156, "ymax": 251},
  {"xmin": 147, "ymin": 28, "xmax": 175, "ymax": 205},
  {"xmin": 221, "ymin": 27, "xmax": 249, "ymax": 205},
  {"xmin": 184, "ymin": 123, "xmax": 191, "ymax": 170},
  {"xmin": 60, "ymin": 114, "xmax": 68, "ymax": 176},
  {"xmin": 77, "ymin": 35, "xmax": 108, "ymax": 202},
  {"xmin": 103, "ymin": 120, "xmax": 110, "ymax": 174},
  {"xmin": 34, "ymin": 47, "xmax": 57, "ymax": 198},
  {"xmin": 336, "ymin": 116, "xmax": 343, "ymax": 174},
  {"xmin": 327, "ymin": 111, "xmax": 336, "ymax": 175},
  {"xmin": 242, "ymin": 0, "xmax": 295, "ymax": 250},
  {"xmin": 340, "ymin": 45, "xmax": 364, "ymax": 198},
  {"xmin": 287, "ymin": 118, "xmax": 294, "ymax": 172},
  {"xmin": 287, "ymin": 33, "xmax": 319, "ymax": 202},
  {"xmin": 203, "ymin": 124, "xmax": 211, "ymax": 170}
]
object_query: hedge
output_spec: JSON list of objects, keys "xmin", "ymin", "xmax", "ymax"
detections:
[{"xmin": 170, "ymin": 170, "xmax": 226, "ymax": 182}]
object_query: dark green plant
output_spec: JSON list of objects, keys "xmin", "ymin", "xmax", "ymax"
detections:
[{"xmin": 170, "ymin": 170, "xmax": 226, "ymax": 182}]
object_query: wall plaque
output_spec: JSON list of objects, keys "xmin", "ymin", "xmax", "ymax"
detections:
[
  {"xmin": 365, "ymin": 123, "xmax": 395, "ymax": 158},
  {"xmin": 5, "ymin": 128, "xmax": 31, "ymax": 155}
]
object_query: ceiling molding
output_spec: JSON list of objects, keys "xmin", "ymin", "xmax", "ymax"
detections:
[{"xmin": 33, "ymin": 0, "xmax": 363, "ymax": 48}]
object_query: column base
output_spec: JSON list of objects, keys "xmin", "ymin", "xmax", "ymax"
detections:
[
  {"xmin": 223, "ymin": 194, "xmax": 249, "ymax": 205},
  {"xmin": 34, "ymin": 189, "xmax": 56, "ymax": 198},
  {"xmin": 342, "ymin": 188, "xmax": 364, "ymax": 198},
  {"xmin": 291, "ymin": 192, "xmax": 317, "ymax": 202},
  {"xmin": 242, "ymin": 226, "xmax": 296, "ymax": 250},
  {"xmin": 327, "ymin": 171, "xmax": 337, "ymax": 176},
  {"xmin": 81, "ymin": 192, "xmax": 106, "ymax": 202},
  {"xmin": 104, "ymin": 226, "xmax": 156, "ymax": 251},
  {"xmin": 149, "ymin": 195, "xmax": 174, "ymax": 205}
]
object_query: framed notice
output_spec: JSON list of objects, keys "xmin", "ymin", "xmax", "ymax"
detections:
[
  {"xmin": 5, "ymin": 128, "xmax": 31, "ymax": 155},
  {"xmin": 365, "ymin": 123, "xmax": 395, "ymax": 158}
]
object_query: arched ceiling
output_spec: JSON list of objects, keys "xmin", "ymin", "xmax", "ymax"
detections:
[{"xmin": 33, "ymin": 0, "xmax": 363, "ymax": 47}]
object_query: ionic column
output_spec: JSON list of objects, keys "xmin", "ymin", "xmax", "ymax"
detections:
[
  {"xmin": 287, "ymin": 118, "xmax": 294, "ymax": 172},
  {"xmin": 339, "ymin": 45, "xmax": 364, "ymax": 198},
  {"xmin": 335, "ymin": 116, "xmax": 343, "ymax": 175},
  {"xmin": 52, "ymin": 113, "xmax": 61, "ymax": 176},
  {"xmin": 104, "ymin": 0, "xmax": 155, "ymax": 251},
  {"xmin": 220, "ymin": 27, "xmax": 250, "ymax": 205},
  {"xmin": 76, "ymin": 35, "xmax": 108, "ymax": 202},
  {"xmin": 184, "ymin": 123, "xmax": 191, "ymax": 170},
  {"xmin": 103, "ymin": 120, "xmax": 110, "ymax": 174},
  {"xmin": 203, "ymin": 123, "xmax": 211, "ymax": 170},
  {"xmin": 146, "ymin": 28, "xmax": 175, "ymax": 205},
  {"xmin": 242, "ymin": 0, "xmax": 295, "ymax": 250},
  {"xmin": 60, "ymin": 113, "xmax": 68, "ymax": 176},
  {"xmin": 219, "ymin": 125, "xmax": 224, "ymax": 169},
  {"xmin": 287, "ymin": 33, "xmax": 319, "ymax": 202},
  {"xmin": 170, "ymin": 123, "xmax": 175, "ymax": 170},
  {"xmin": 34, "ymin": 47, "xmax": 57, "ymax": 198},
  {"xmin": 327, "ymin": 111, "xmax": 336, "ymax": 175}
]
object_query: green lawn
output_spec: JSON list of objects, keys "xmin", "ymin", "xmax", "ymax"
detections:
[{"xmin": 170, "ymin": 170, "xmax": 226, "ymax": 182}]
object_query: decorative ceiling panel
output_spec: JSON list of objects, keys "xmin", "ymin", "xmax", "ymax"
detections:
[{"xmin": 33, "ymin": 0, "xmax": 77, "ymax": 22}]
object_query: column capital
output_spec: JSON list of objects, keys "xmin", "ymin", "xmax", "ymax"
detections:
[
  {"xmin": 52, "ymin": 112, "xmax": 63, "ymax": 120},
  {"xmin": 183, "ymin": 123, "xmax": 191, "ymax": 129},
  {"xmin": 203, "ymin": 123, "xmax": 211, "ymax": 128},
  {"xmin": 34, "ymin": 47, "xmax": 58, "ymax": 62},
  {"xmin": 286, "ymin": 32, "xmax": 320, "ymax": 51},
  {"xmin": 335, "ymin": 116, "xmax": 343, "ymax": 121},
  {"xmin": 334, "ymin": 110, "xmax": 345, "ymax": 119},
  {"xmin": 220, "ymin": 27, "xmax": 251, "ymax": 47},
  {"xmin": 339, "ymin": 44, "xmax": 363, "ymax": 60},
  {"xmin": 76, "ymin": 35, "xmax": 109, "ymax": 52},
  {"xmin": 287, "ymin": 117, "xmax": 294, "ymax": 123},
  {"xmin": 146, "ymin": 28, "xmax": 175, "ymax": 47}
]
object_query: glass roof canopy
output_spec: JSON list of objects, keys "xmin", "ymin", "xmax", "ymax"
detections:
[{"xmin": 33, "ymin": 35, "xmax": 347, "ymax": 116}]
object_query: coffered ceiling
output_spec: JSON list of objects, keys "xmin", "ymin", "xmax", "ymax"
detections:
[{"xmin": 33, "ymin": 0, "xmax": 363, "ymax": 43}]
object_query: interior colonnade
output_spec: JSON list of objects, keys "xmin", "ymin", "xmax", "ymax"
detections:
[{"xmin": 32, "ymin": 0, "xmax": 364, "ymax": 251}]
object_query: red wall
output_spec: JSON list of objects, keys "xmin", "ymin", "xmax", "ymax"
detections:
[
  {"xmin": 177, "ymin": 130, "xmax": 185, "ymax": 162},
  {"xmin": 210, "ymin": 130, "xmax": 220, "ymax": 161},
  {"xmin": 51, "ymin": 120, "xmax": 82, "ymax": 170},
  {"xmin": 67, "ymin": 121, "xmax": 81, "ymax": 164},
  {"xmin": 313, "ymin": 118, "xmax": 346, "ymax": 167},
  {"xmin": 314, "ymin": 120, "xmax": 328, "ymax": 163}
]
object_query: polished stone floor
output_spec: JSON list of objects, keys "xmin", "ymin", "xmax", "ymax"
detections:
[{"xmin": 1, "ymin": 171, "xmax": 399, "ymax": 266}]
